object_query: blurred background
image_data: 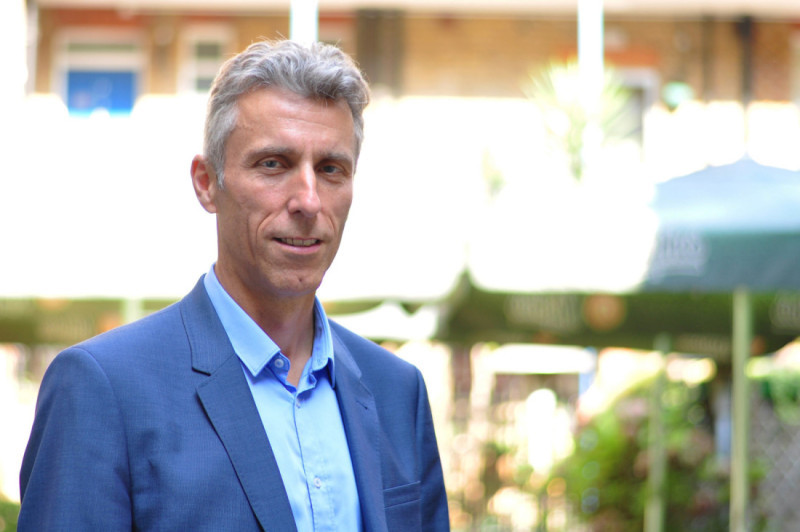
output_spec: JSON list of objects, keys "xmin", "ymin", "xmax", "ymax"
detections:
[{"xmin": 3, "ymin": 0, "xmax": 800, "ymax": 530}]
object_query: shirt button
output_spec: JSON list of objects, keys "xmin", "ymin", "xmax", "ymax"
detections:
[
  {"xmin": 314, "ymin": 477, "xmax": 322, "ymax": 489},
  {"xmin": 273, "ymin": 358, "xmax": 285, "ymax": 369}
]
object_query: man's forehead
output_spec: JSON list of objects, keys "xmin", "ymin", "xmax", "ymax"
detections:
[{"xmin": 230, "ymin": 88, "xmax": 357, "ymax": 152}]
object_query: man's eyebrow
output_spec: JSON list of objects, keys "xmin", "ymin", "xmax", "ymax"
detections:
[
  {"xmin": 322, "ymin": 151, "xmax": 355, "ymax": 166},
  {"xmin": 246, "ymin": 146, "xmax": 296, "ymax": 162}
]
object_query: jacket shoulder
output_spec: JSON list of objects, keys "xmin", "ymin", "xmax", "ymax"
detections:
[
  {"xmin": 76, "ymin": 278, "xmax": 210, "ymax": 360},
  {"xmin": 78, "ymin": 301, "xmax": 185, "ymax": 356}
]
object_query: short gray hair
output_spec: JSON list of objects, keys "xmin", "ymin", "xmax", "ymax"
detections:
[{"xmin": 204, "ymin": 40, "xmax": 371, "ymax": 185}]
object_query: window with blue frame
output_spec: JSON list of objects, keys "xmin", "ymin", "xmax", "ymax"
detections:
[
  {"xmin": 57, "ymin": 34, "xmax": 143, "ymax": 116},
  {"xmin": 66, "ymin": 70, "xmax": 137, "ymax": 116}
]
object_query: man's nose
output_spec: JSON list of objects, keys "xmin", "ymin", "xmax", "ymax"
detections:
[{"xmin": 288, "ymin": 163, "xmax": 322, "ymax": 217}]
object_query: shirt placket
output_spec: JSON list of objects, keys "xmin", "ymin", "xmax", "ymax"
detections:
[{"xmin": 294, "ymin": 384, "xmax": 336, "ymax": 531}]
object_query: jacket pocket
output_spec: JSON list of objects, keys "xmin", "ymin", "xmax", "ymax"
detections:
[{"xmin": 384, "ymin": 481, "xmax": 421, "ymax": 530}]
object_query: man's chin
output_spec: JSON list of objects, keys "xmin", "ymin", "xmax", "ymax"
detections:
[{"xmin": 271, "ymin": 277, "xmax": 325, "ymax": 300}]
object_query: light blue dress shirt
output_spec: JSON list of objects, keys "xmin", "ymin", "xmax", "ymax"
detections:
[{"xmin": 204, "ymin": 267, "xmax": 362, "ymax": 531}]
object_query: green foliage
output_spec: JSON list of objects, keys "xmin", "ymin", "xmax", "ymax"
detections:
[
  {"xmin": 755, "ymin": 369, "xmax": 800, "ymax": 424},
  {"xmin": 0, "ymin": 497, "xmax": 19, "ymax": 532},
  {"xmin": 523, "ymin": 61, "xmax": 636, "ymax": 181},
  {"xmin": 551, "ymin": 377, "xmax": 733, "ymax": 531}
]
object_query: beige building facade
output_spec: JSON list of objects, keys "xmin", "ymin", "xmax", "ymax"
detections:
[{"xmin": 29, "ymin": 6, "xmax": 800, "ymax": 104}]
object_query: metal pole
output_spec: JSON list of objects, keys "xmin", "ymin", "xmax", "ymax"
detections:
[
  {"xmin": 290, "ymin": 0, "xmax": 319, "ymax": 45},
  {"xmin": 578, "ymin": 0, "xmax": 604, "ymax": 94},
  {"xmin": 123, "ymin": 298, "xmax": 145, "ymax": 324},
  {"xmin": 729, "ymin": 286, "xmax": 752, "ymax": 532},
  {"xmin": 577, "ymin": 0, "xmax": 604, "ymax": 181},
  {"xmin": 644, "ymin": 334, "xmax": 670, "ymax": 532}
]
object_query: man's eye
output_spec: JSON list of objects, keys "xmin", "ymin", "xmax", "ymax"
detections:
[
  {"xmin": 320, "ymin": 164, "xmax": 341, "ymax": 174},
  {"xmin": 260, "ymin": 160, "xmax": 282, "ymax": 169}
]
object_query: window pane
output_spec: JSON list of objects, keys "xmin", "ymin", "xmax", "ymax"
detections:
[
  {"xmin": 67, "ymin": 70, "xmax": 137, "ymax": 115},
  {"xmin": 195, "ymin": 42, "xmax": 222, "ymax": 60}
]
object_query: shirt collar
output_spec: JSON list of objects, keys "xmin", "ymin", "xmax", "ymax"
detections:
[{"xmin": 203, "ymin": 265, "xmax": 335, "ymax": 385}]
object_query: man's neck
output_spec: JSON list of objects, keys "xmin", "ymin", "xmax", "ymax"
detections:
[
  {"xmin": 253, "ymin": 300, "xmax": 315, "ymax": 386},
  {"xmin": 250, "ymin": 296, "xmax": 315, "ymax": 357},
  {"xmin": 216, "ymin": 272, "xmax": 317, "ymax": 386}
]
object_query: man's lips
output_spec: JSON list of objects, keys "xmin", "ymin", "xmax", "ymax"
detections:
[{"xmin": 276, "ymin": 237, "xmax": 320, "ymax": 247}]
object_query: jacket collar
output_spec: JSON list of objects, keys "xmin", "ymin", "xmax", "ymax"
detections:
[{"xmin": 180, "ymin": 278, "xmax": 297, "ymax": 531}]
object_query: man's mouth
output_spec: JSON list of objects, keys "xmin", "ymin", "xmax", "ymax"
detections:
[{"xmin": 277, "ymin": 237, "xmax": 320, "ymax": 247}]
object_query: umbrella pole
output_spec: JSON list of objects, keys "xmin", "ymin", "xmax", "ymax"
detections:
[
  {"xmin": 644, "ymin": 333, "xmax": 670, "ymax": 532},
  {"xmin": 123, "ymin": 298, "xmax": 144, "ymax": 324},
  {"xmin": 730, "ymin": 286, "xmax": 752, "ymax": 532}
]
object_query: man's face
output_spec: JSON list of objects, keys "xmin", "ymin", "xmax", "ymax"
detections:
[{"xmin": 193, "ymin": 87, "xmax": 356, "ymax": 306}]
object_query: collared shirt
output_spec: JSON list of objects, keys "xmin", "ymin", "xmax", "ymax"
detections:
[{"xmin": 204, "ymin": 267, "xmax": 362, "ymax": 532}]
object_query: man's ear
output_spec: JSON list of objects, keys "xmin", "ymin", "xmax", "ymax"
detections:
[{"xmin": 191, "ymin": 155, "xmax": 219, "ymax": 214}]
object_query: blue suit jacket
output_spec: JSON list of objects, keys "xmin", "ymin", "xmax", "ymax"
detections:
[{"xmin": 19, "ymin": 279, "xmax": 449, "ymax": 531}]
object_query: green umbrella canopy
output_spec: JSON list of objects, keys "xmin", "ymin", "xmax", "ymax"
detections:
[
  {"xmin": 642, "ymin": 158, "xmax": 800, "ymax": 293},
  {"xmin": 447, "ymin": 158, "xmax": 800, "ymax": 358}
]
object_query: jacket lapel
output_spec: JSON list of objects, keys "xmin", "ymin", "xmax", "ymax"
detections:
[
  {"xmin": 331, "ymin": 328, "xmax": 388, "ymax": 532},
  {"xmin": 181, "ymin": 279, "xmax": 297, "ymax": 532}
]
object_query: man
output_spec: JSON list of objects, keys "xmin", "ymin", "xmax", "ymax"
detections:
[{"xmin": 19, "ymin": 40, "xmax": 449, "ymax": 531}]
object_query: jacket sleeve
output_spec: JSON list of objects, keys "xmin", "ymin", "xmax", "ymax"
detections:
[
  {"xmin": 415, "ymin": 369, "xmax": 450, "ymax": 531},
  {"xmin": 19, "ymin": 347, "xmax": 132, "ymax": 531}
]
